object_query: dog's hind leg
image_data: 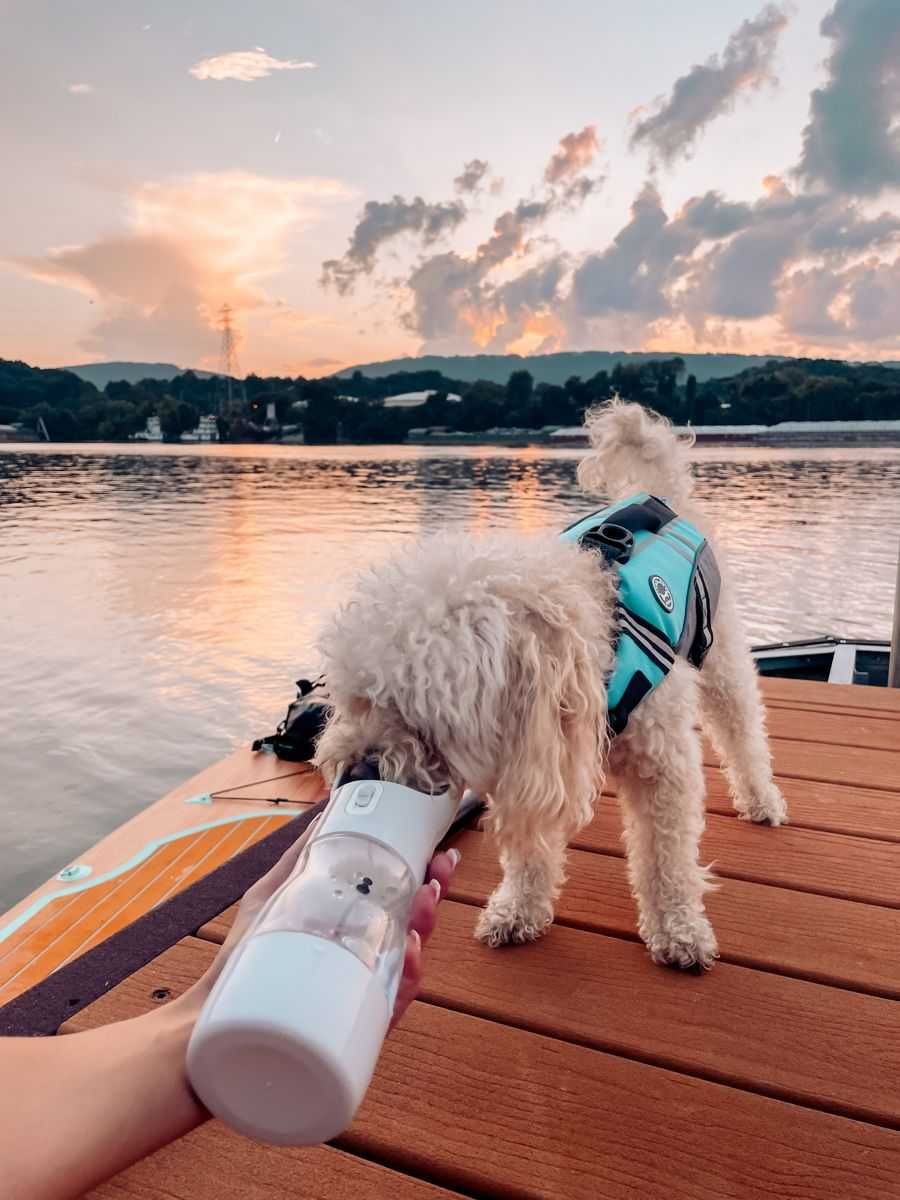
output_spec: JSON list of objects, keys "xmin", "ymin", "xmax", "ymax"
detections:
[
  {"xmin": 611, "ymin": 669, "xmax": 718, "ymax": 971},
  {"xmin": 696, "ymin": 591, "xmax": 787, "ymax": 826}
]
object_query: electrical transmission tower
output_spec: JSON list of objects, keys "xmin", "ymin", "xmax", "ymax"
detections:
[{"xmin": 217, "ymin": 304, "xmax": 245, "ymax": 421}]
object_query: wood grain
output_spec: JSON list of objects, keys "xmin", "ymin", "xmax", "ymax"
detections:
[
  {"xmin": 418, "ymin": 902, "xmax": 900, "ymax": 1126},
  {"xmin": 693, "ymin": 769, "xmax": 900, "ymax": 842},
  {"xmin": 200, "ymin": 827, "xmax": 900, "ymax": 1000},
  {"xmin": 759, "ymin": 704, "xmax": 900, "ymax": 750},
  {"xmin": 198, "ymin": 891, "xmax": 900, "ymax": 1129},
  {"xmin": 67, "ymin": 939, "xmax": 900, "ymax": 1200},
  {"xmin": 87, "ymin": 1126, "xmax": 465, "ymax": 1200},
  {"xmin": 703, "ymin": 737, "xmax": 900, "ymax": 792},
  {"xmin": 760, "ymin": 676, "xmax": 900, "ymax": 715},
  {"xmin": 576, "ymin": 808, "xmax": 900, "ymax": 907}
]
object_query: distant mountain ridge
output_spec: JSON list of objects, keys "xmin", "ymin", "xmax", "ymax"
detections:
[
  {"xmin": 339, "ymin": 351, "xmax": 900, "ymax": 386},
  {"xmin": 61, "ymin": 362, "xmax": 215, "ymax": 388}
]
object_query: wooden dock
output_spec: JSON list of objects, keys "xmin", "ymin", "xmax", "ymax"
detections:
[{"xmin": 49, "ymin": 679, "xmax": 900, "ymax": 1196}]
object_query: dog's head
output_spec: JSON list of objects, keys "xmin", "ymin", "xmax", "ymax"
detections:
[{"xmin": 314, "ymin": 693, "xmax": 455, "ymax": 799}]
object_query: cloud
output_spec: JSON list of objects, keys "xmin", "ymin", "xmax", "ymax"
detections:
[
  {"xmin": 12, "ymin": 171, "xmax": 348, "ymax": 365},
  {"xmin": 630, "ymin": 4, "xmax": 789, "ymax": 164},
  {"xmin": 321, "ymin": 195, "xmax": 467, "ymax": 293},
  {"xmin": 545, "ymin": 125, "xmax": 600, "ymax": 183},
  {"xmin": 401, "ymin": 141, "xmax": 600, "ymax": 352},
  {"xmin": 321, "ymin": 126, "xmax": 603, "ymax": 319},
  {"xmin": 776, "ymin": 266, "xmax": 845, "ymax": 338},
  {"xmin": 401, "ymin": 252, "xmax": 569, "ymax": 355},
  {"xmin": 557, "ymin": 171, "xmax": 900, "ymax": 352},
  {"xmin": 842, "ymin": 257, "xmax": 900, "ymax": 341},
  {"xmin": 796, "ymin": 0, "xmax": 900, "ymax": 195},
  {"xmin": 677, "ymin": 191, "xmax": 754, "ymax": 238},
  {"xmin": 454, "ymin": 159, "xmax": 490, "ymax": 194},
  {"xmin": 475, "ymin": 198, "xmax": 555, "ymax": 268},
  {"xmin": 403, "ymin": 252, "xmax": 489, "ymax": 349},
  {"xmin": 778, "ymin": 256, "xmax": 900, "ymax": 346},
  {"xmin": 67, "ymin": 83, "xmax": 94, "ymax": 95},
  {"xmin": 189, "ymin": 49, "xmax": 317, "ymax": 83},
  {"xmin": 572, "ymin": 183, "xmax": 698, "ymax": 322}
]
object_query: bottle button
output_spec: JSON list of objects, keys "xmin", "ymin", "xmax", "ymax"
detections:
[{"xmin": 346, "ymin": 781, "xmax": 382, "ymax": 814}]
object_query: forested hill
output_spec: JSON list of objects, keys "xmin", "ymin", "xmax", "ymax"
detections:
[{"xmin": 337, "ymin": 350, "xmax": 900, "ymax": 387}]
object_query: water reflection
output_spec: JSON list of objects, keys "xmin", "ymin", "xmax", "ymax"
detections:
[{"xmin": 1, "ymin": 441, "xmax": 899, "ymax": 908}]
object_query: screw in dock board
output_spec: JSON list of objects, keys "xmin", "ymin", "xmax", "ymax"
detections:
[{"xmin": 150, "ymin": 988, "xmax": 172, "ymax": 1003}]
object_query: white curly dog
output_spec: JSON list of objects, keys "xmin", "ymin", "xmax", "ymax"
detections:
[{"xmin": 314, "ymin": 401, "xmax": 787, "ymax": 971}]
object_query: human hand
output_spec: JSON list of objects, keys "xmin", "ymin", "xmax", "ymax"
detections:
[{"xmin": 187, "ymin": 812, "xmax": 460, "ymax": 1029}]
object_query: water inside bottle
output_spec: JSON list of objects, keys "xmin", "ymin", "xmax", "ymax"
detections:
[{"xmin": 253, "ymin": 834, "xmax": 415, "ymax": 998}]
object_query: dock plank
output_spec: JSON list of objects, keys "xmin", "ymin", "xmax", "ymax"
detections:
[
  {"xmin": 66, "ymin": 939, "xmax": 900, "ymax": 1200},
  {"xmin": 417, "ymin": 903, "xmax": 900, "ymax": 1127},
  {"xmin": 439, "ymin": 830, "xmax": 900, "ymax": 998},
  {"xmin": 576, "ymin": 808, "xmax": 900, "ymax": 907},
  {"xmin": 761, "ymin": 677, "xmax": 900, "ymax": 715},
  {"xmin": 704, "ymin": 737, "xmax": 900, "ymax": 792},
  {"xmin": 198, "ymin": 899, "xmax": 900, "ymax": 1128},
  {"xmin": 202, "ymin": 827, "xmax": 900, "ymax": 999},
  {"xmin": 758, "ymin": 704, "xmax": 900, "ymax": 750},
  {"xmin": 87, "ymin": 1128, "xmax": 465, "ymax": 1200},
  {"xmin": 694, "ymin": 769, "xmax": 900, "ymax": 842}
]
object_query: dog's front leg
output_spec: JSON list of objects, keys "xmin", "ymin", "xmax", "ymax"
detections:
[{"xmin": 475, "ymin": 827, "xmax": 568, "ymax": 947}]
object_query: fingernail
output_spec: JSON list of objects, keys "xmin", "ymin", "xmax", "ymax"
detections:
[
  {"xmin": 408, "ymin": 929, "xmax": 422, "ymax": 952},
  {"xmin": 429, "ymin": 878, "xmax": 442, "ymax": 901},
  {"xmin": 447, "ymin": 848, "xmax": 461, "ymax": 869}
]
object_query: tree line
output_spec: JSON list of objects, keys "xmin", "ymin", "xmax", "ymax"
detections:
[{"xmin": 1, "ymin": 355, "xmax": 897, "ymax": 444}]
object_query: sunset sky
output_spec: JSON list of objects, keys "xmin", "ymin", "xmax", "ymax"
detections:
[{"xmin": 3, "ymin": 0, "xmax": 899, "ymax": 377}]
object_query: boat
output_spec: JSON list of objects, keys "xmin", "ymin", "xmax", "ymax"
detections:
[
  {"xmin": 753, "ymin": 634, "xmax": 890, "ymax": 687},
  {"xmin": 2, "ymin": 676, "xmax": 899, "ymax": 1199}
]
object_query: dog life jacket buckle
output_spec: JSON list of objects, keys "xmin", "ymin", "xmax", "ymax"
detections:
[{"xmin": 579, "ymin": 522, "xmax": 635, "ymax": 565}]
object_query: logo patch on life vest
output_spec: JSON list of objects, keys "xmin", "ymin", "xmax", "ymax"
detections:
[{"xmin": 650, "ymin": 574, "xmax": 674, "ymax": 612}]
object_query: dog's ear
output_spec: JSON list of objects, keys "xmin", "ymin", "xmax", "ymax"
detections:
[
  {"xmin": 489, "ymin": 627, "xmax": 608, "ymax": 847},
  {"xmin": 312, "ymin": 701, "xmax": 371, "ymax": 783}
]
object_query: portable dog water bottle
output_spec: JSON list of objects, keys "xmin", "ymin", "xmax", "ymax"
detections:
[{"xmin": 186, "ymin": 774, "xmax": 470, "ymax": 1145}]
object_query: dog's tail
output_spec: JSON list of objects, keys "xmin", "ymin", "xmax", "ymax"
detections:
[{"xmin": 576, "ymin": 397, "xmax": 695, "ymax": 510}]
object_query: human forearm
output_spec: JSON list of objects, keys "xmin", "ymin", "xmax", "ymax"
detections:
[{"xmin": 4, "ymin": 991, "xmax": 208, "ymax": 1200}]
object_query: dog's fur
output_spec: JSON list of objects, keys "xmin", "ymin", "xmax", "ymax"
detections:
[{"xmin": 314, "ymin": 401, "xmax": 787, "ymax": 970}]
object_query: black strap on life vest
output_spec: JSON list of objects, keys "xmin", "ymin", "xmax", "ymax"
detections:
[
  {"xmin": 607, "ymin": 669, "xmax": 653, "ymax": 737},
  {"xmin": 604, "ymin": 495, "xmax": 676, "ymax": 535},
  {"xmin": 686, "ymin": 558, "xmax": 717, "ymax": 670}
]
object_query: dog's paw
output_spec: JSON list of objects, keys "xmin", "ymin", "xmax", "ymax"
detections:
[
  {"xmin": 474, "ymin": 896, "xmax": 553, "ymax": 948},
  {"xmin": 647, "ymin": 915, "xmax": 718, "ymax": 973},
  {"xmin": 736, "ymin": 784, "xmax": 788, "ymax": 827}
]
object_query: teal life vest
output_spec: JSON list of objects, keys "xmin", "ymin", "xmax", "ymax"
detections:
[{"xmin": 559, "ymin": 493, "xmax": 720, "ymax": 735}]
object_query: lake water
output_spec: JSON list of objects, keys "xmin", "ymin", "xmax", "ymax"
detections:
[{"xmin": 2, "ymin": 441, "xmax": 899, "ymax": 910}]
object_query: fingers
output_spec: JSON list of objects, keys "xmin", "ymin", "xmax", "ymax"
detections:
[
  {"xmin": 389, "ymin": 847, "xmax": 461, "ymax": 1029},
  {"xmin": 390, "ymin": 931, "xmax": 422, "ymax": 1031},
  {"xmin": 425, "ymin": 848, "xmax": 460, "ymax": 904},
  {"xmin": 410, "ymin": 848, "xmax": 460, "ymax": 945}
]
